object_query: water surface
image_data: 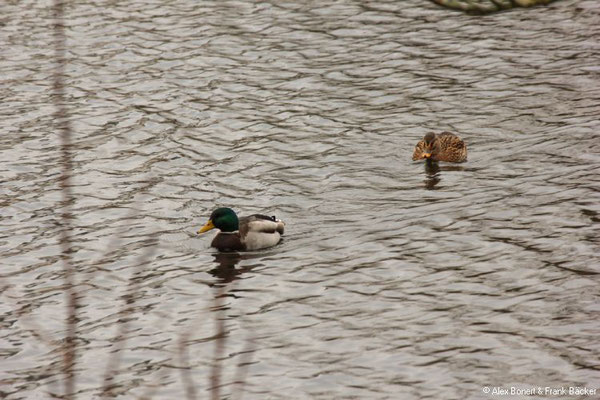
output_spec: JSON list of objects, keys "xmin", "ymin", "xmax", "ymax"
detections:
[{"xmin": 1, "ymin": 0, "xmax": 599, "ymax": 399}]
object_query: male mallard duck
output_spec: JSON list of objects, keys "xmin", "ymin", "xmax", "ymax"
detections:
[
  {"xmin": 197, "ymin": 207, "xmax": 285, "ymax": 251},
  {"xmin": 412, "ymin": 132, "xmax": 467, "ymax": 163}
]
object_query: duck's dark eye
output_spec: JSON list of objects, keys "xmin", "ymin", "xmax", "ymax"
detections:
[{"xmin": 271, "ymin": 215, "xmax": 277, "ymax": 221}]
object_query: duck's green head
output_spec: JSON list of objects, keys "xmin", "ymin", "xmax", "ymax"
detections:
[{"xmin": 198, "ymin": 207, "xmax": 239, "ymax": 234}]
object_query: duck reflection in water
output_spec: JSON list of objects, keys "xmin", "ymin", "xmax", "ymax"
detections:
[
  {"xmin": 423, "ymin": 159, "xmax": 467, "ymax": 190},
  {"xmin": 424, "ymin": 159, "xmax": 441, "ymax": 190},
  {"xmin": 209, "ymin": 252, "xmax": 260, "ymax": 283}
]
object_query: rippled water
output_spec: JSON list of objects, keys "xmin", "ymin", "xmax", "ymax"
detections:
[{"xmin": 2, "ymin": 0, "xmax": 600, "ymax": 399}]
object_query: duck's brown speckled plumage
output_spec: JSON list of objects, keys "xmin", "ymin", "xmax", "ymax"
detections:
[{"xmin": 412, "ymin": 132, "xmax": 467, "ymax": 163}]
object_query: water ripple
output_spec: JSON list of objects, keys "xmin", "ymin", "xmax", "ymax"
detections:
[{"xmin": 1, "ymin": 0, "xmax": 599, "ymax": 399}]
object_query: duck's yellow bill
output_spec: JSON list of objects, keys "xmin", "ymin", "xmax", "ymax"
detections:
[
  {"xmin": 422, "ymin": 153, "xmax": 431, "ymax": 159},
  {"xmin": 198, "ymin": 220, "xmax": 215, "ymax": 234}
]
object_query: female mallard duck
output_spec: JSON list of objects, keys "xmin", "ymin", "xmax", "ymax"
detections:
[
  {"xmin": 412, "ymin": 132, "xmax": 467, "ymax": 163},
  {"xmin": 197, "ymin": 207, "xmax": 285, "ymax": 251}
]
